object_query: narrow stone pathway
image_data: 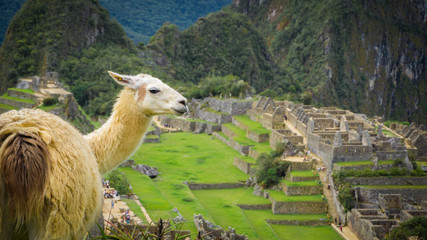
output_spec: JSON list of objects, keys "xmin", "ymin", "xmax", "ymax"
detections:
[
  {"xmin": 133, "ymin": 198, "xmax": 153, "ymax": 224},
  {"xmin": 331, "ymin": 224, "xmax": 359, "ymax": 240}
]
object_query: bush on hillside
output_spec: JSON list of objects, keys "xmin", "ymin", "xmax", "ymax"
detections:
[
  {"xmin": 386, "ymin": 217, "xmax": 427, "ymax": 240},
  {"xmin": 42, "ymin": 97, "xmax": 59, "ymax": 106},
  {"xmin": 255, "ymin": 153, "xmax": 290, "ymax": 188},
  {"xmin": 104, "ymin": 169, "xmax": 131, "ymax": 195}
]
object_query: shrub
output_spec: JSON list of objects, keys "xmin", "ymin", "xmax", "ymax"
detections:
[
  {"xmin": 387, "ymin": 216, "xmax": 427, "ymax": 240},
  {"xmin": 42, "ymin": 97, "xmax": 59, "ymax": 106},
  {"xmin": 338, "ymin": 184, "xmax": 355, "ymax": 212},
  {"xmin": 104, "ymin": 169, "xmax": 132, "ymax": 195},
  {"xmin": 255, "ymin": 153, "xmax": 290, "ymax": 188},
  {"xmin": 389, "ymin": 167, "xmax": 406, "ymax": 176},
  {"xmin": 410, "ymin": 168, "xmax": 426, "ymax": 176}
]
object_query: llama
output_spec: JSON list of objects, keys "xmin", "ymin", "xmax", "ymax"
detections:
[{"xmin": 0, "ymin": 71, "xmax": 187, "ymax": 239}]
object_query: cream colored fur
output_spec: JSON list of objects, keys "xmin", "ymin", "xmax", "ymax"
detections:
[{"xmin": 0, "ymin": 72, "xmax": 186, "ymax": 239}]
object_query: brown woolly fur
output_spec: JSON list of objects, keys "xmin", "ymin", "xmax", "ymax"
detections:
[
  {"xmin": 0, "ymin": 132, "xmax": 49, "ymax": 228},
  {"xmin": 0, "ymin": 109, "xmax": 102, "ymax": 240}
]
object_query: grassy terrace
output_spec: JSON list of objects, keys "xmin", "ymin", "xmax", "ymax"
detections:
[
  {"xmin": 117, "ymin": 132, "xmax": 336, "ymax": 239},
  {"xmin": 0, "ymin": 103, "xmax": 18, "ymax": 110},
  {"xmin": 1, "ymin": 93, "xmax": 36, "ymax": 104},
  {"xmin": 335, "ymin": 161, "xmax": 374, "ymax": 166},
  {"xmin": 9, "ymin": 88, "xmax": 35, "ymax": 94},
  {"xmin": 356, "ymin": 185, "xmax": 427, "ymax": 189},
  {"xmin": 268, "ymin": 191, "xmax": 324, "ymax": 202},
  {"xmin": 290, "ymin": 170, "xmax": 317, "ymax": 177},
  {"xmin": 271, "ymin": 225, "xmax": 342, "ymax": 240},
  {"xmin": 233, "ymin": 114, "xmax": 270, "ymax": 134},
  {"xmin": 38, "ymin": 104, "xmax": 64, "ymax": 111},
  {"xmin": 120, "ymin": 133, "xmax": 250, "ymax": 233},
  {"xmin": 222, "ymin": 123, "xmax": 272, "ymax": 154},
  {"xmin": 282, "ymin": 179, "xmax": 320, "ymax": 187},
  {"xmin": 417, "ymin": 161, "xmax": 427, "ymax": 166}
]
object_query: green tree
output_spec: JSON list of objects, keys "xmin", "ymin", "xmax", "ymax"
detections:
[
  {"xmin": 387, "ymin": 217, "xmax": 427, "ymax": 240},
  {"xmin": 104, "ymin": 170, "xmax": 131, "ymax": 195}
]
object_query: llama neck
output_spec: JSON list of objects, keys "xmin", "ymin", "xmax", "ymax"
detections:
[{"xmin": 85, "ymin": 88, "xmax": 152, "ymax": 174}]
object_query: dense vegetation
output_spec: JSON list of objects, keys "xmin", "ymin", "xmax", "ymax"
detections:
[
  {"xmin": 0, "ymin": 0, "xmax": 133, "ymax": 93},
  {"xmin": 98, "ymin": 0, "xmax": 231, "ymax": 43},
  {"xmin": 387, "ymin": 217, "xmax": 427, "ymax": 240},
  {"xmin": 0, "ymin": 0, "xmax": 26, "ymax": 44},
  {"xmin": 147, "ymin": 9, "xmax": 281, "ymax": 92}
]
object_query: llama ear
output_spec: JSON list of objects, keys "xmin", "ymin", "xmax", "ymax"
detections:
[{"xmin": 108, "ymin": 71, "xmax": 138, "ymax": 89}]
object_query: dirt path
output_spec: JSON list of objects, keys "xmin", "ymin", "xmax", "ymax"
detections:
[{"xmin": 331, "ymin": 224, "xmax": 360, "ymax": 240}]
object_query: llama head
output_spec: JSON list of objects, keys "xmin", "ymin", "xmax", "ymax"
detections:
[{"xmin": 108, "ymin": 71, "xmax": 187, "ymax": 116}]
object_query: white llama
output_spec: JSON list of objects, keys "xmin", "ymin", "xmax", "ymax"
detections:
[{"xmin": 0, "ymin": 71, "xmax": 187, "ymax": 239}]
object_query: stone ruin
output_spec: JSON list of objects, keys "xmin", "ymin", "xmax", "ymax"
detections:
[
  {"xmin": 193, "ymin": 214, "xmax": 248, "ymax": 240},
  {"xmin": 347, "ymin": 193, "xmax": 427, "ymax": 240}
]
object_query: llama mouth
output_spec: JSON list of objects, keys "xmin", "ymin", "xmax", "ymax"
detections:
[{"xmin": 172, "ymin": 108, "xmax": 187, "ymax": 115}]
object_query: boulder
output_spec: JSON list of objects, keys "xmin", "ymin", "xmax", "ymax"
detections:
[{"xmin": 132, "ymin": 164, "xmax": 158, "ymax": 178}]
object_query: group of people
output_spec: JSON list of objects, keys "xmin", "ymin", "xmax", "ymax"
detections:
[
  {"xmin": 317, "ymin": 166, "xmax": 326, "ymax": 172},
  {"xmin": 102, "ymin": 178, "xmax": 110, "ymax": 188},
  {"xmin": 104, "ymin": 189, "xmax": 119, "ymax": 199}
]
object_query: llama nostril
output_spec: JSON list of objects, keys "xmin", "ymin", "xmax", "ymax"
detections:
[{"xmin": 179, "ymin": 100, "xmax": 187, "ymax": 107}]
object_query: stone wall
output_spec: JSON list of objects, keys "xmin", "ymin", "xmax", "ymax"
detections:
[
  {"xmin": 270, "ymin": 197, "xmax": 327, "ymax": 214},
  {"xmin": 212, "ymin": 132, "xmax": 251, "ymax": 155},
  {"xmin": 158, "ymin": 116, "xmax": 195, "ymax": 132},
  {"xmin": 355, "ymin": 187, "xmax": 427, "ymax": 204},
  {"xmin": 204, "ymin": 98, "xmax": 253, "ymax": 115},
  {"xmin": 266, "ymin": 219, "xmax": 330, "ymax": 226},
  {"xmin": 8, "ymin": 89, "xmax": 38, "ymax": 101},
  {"xmin": 196, "ymin": 109, "xmax": 232, "ymax": 124},
  {"xmin": 246, "ymin": 130, "xmax": 269, "ymax": 143},
  {"xmin": 0, "ymin": 97, "xmax": 36, "ymax": 108},
  {"xmin": 187, "ymin": 183, "xmax": 244, "ymax": 190},
  {"xmin": 347, "ymin": 177, "xmax": 427, "ymax": 186},
  {"xmin": 233, "ymin": 157, "xmax": 253, "ymax": 174},
  {"xmin": 347, "ymin": 210, "xmax": 383, "ymax": 240},
  {"xmin": 237, "ymin": 204, "xmax": 271, "ymax": 210},
  {"xmin": 248, "ymin": 148, "xmax": 262, "ymax": 160},
  {"xmin": 270, "ymin": 129, "xmax": 303, "ymax": 149},
  {"xmin": 376, "ymin": 151, "xmax": 407, "ymax": 161},
  {"xmin": 332, "ymin": 145, "xmax": 373, "ymax": 163},
  {"xmin": 281, "ymin": 184, "xmax": 322, "ymax": 196},
  {"xmin": 221, "ymin": 125, "xmax": 239, "ymax": 138}
]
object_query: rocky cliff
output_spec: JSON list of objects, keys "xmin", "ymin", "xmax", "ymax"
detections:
[{"xmin": 232, "ymin": 0, "xmax": 426, "ymax": 123}]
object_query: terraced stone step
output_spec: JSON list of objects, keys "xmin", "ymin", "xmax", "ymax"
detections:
[
  {"xmin": 286, "ymin": 170, "xmax": 319, "ymax": 182},
  {"xmin": 0, "ymin": 96, "xmax": 36, "ymax": 109},
  {"xmin": 281, "ymin": 180, "xmax": 322, "ymax": 196},
  {"xmin": 7, "ymin": 88, "xmax": 38, "ymax": 101}
]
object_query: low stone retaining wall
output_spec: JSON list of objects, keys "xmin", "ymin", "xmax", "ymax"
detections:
[
  {"xmin": 196, "ymin": 109, "xmax": 232, "ymax": 124},
  {"xmin": 233, "ymin": 157, "xmax": 253, "ymax": 175},
  {"xmin": 232, "ymin": 117, "xmax": 249, "ymax": 131},
  {"xmin": 213, "ymin": 132, "xmax": 252, "ymax": 155},
  {"xmin": 266, "ymin": 219, "xmax": 330, "ymax": 226},
  {"xmin": 158, "ymin": 116, "xmax": 220, "ymax": 134},
  {"xmin": 186, "ymin": 183, "xmax": 244, "ymax": 190},
  {"xmin": 333, "ymin": 164, "xmax": 373, "ymax": 171},
  {"xmin": 237, "ymin": 204, "xmax": 271, "ymax": 210},
  {"xmin": 281, "ymin": 184, "xmax": 322, "ymax": 196},
  {"xmin": 143, "ymin": 137, "xmax": 160, "ymax": 143},
  {"xmin": 0, "ymin": 98, "xmax": 35, "ymax": 108},
  {"xmin": 8, "ymin": 89, "xmax": 38, "ymax": 101},
  {"xmin": 248, "ymin": 148, "xmax": 262, "ymax": 160},
  {"xmin": 347, "ymin": 177, "xmax": 427, "ymax": 186},
  {"xmin": 270, "ymin": 197, "xmax": 327, "ymax": 214},
  {"xmin": 247, "ymin": 130, "xmax": 269, "ymax": 143},
  {"xmin": 287, "ymin": 174, "xmax": 319, "ymax": 182},
  {"xmin": 290, "ymin": 162, "xmax": 313, "ymax": 171},
  {"xmin": 355, "ymin": 187, "xmax": 427, "ymax": 204},
  {"xmin": 376, "ymin": 151, "xmax": 407, "ymax": 161},
  {"xmin": 221, "ymin": 125, "xmax": 238, "ymax": 138}
]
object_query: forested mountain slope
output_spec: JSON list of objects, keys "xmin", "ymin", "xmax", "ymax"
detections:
[
  {"xmin": 232, "ymin": 0, "xmax": 427, "ymax": 122},
  {"xmin": 98, "ymin": 0, "xmax": 231, "ymax": 43},
  {"xmin": 0, "ymin": 0, "xmax": 133, "ymax": 93}
]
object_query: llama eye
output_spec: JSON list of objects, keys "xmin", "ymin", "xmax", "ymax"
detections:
[{"xmin": 149, "ymin": 88, "xmax": 160, "ymax": 94}]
